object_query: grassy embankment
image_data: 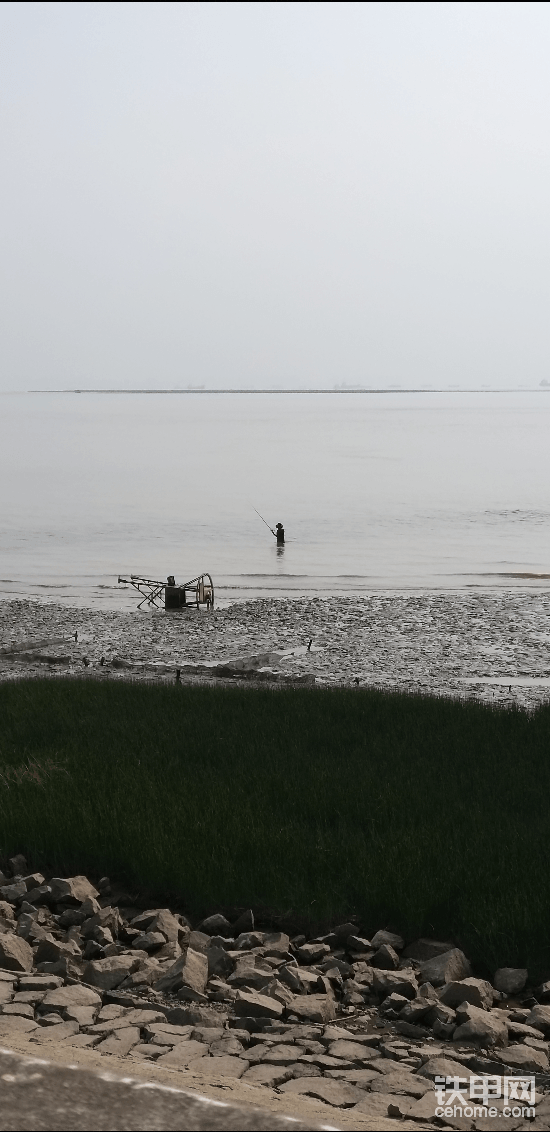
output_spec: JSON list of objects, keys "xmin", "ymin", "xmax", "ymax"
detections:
[{"xmin": 0, "ymin": 678, "xmax": 548, "ymax": 975}]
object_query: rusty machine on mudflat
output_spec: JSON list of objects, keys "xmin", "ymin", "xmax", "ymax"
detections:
[{"xmin": 118, "ymin": 572, "xmax": 214, "ymax": 610}]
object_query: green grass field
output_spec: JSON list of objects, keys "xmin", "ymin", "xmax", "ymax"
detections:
[{"xmin": 1, "ymin": 678, "xmax": 549, "ymax": 975}]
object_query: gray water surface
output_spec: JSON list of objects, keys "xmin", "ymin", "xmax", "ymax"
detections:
[{"xmin": 1, "ymin": 391, "xmax": 549, "ymax": 609}]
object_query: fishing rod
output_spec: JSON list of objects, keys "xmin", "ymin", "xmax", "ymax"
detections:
[{"xmin": 253, "ymin": 506, "xmax": 275, "ymax": 536}]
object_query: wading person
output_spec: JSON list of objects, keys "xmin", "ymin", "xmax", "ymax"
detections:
[{"xmin": 274, "ymin": 522, "xmax": 285, "ymax": 545}]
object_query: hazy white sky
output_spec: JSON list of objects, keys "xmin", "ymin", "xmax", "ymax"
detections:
[{"xmin": 1, "ymin": 1, "xmax": 550, "ymax": 391}]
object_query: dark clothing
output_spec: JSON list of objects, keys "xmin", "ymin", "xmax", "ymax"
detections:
[{"xmin": 275, "ymin": 524, "xmax": 285, "ymax": 545}]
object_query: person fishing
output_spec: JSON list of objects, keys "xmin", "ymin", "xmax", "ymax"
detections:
[{"xmin": 253, "ymin": 508, "xmax": 285, "ymax": 545}]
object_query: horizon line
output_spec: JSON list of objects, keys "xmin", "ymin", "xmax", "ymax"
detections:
[{"xmin": 24, "ymin": 386, "xmax": 550, "ymax": 395}]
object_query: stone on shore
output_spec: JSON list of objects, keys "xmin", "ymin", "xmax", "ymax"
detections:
[
  {"xmin": 156, "ymin": 1039, "xmax": 209, "ymax": 1067},
  {"xmin": 494, "ymin": 967, "xmax": 528, "ymax": 995},
  {"xmin": 370, "ymin": 1069, "xmax": 430, "ymax": 1097},
  {"xmin": 289, "ymin": 994, "xmax": 337, "ymax": 1023},
  {"xmin": 370, "ymin": 930, "xmax": 404, "ymax": 951},
  {"xmin": 372, "ymin": 969, "xmax": 418, "ymax": 998},
  {"xmin": 0, "ymin": 934, "xmax": 33, "ymax": 972},
  {"xmin": 198, "ymin": 914, "xmax": 233, "ymax": 936},
  {"xmin": 370, "ymin": 943, "xmax": 400, "ymax": 970},
  {"xmin": 418, "ymin": 947, "xmax": 471, "ymax": 986},
  {"xmin": 0, "ymin": 854, "xmax": 547, "ymax": 1116},
  {"xmin": 417, "ymin": 1055, "xmax": 477, "ymax": 1080},
  {"xmin": 207, "ymin": 945, "xmax": 235, "ymax": 979},
  {"xmin": 495, "ymin": 1043, "xmax": 549, "ymax": 1072},
  {"xmin": 278, "ymin": 1076, "xmax": 365, "ymax": 1106},
  {"xmin": 241, "ymin": 1063, "xmax": 294, "ymax": 1087},
  {"xmin": 194, "ymin": 1054, "xmax": 249, "ymax": 1078},
  {"xmin": 49, "ymin": 877, "xmax": 99, "ymax": 905},
  {"xmin": 439, "ymin": 976, "xmax": 494, "ymax": 1010},
  {"xmin": 153, "ymin": 947, "xmax": 208, "ymax": 995},
  {"xmin": 525, "ymin": 1005, "xmax": 550, "ymax": 1035},
  {"xmin": 452, "ymin": 1002, "xmax": 508, "ymax": 1046},
  {"xmin": 34, "ymin": 935, "xmax": 82, "ymax": 965},
  {"xmin": 0, "ymin": 881, "xmax": 27, "ymax": 903},
  {"xmin": 82, "ymin": 956, "xmax": 139, "ymax": 990},
  {"xmin": 234, "ymin": 990, "xmax": 283, "ymax": 1019},
  {"xmin": 40, "ymin": 985, "xmax": 102, "ymax": 1012},
  {"xmin": 31, "ymin": 1019, "xmax": 80, "ymax": 1043},
  {"xmin": 95, "ymin": 1026, "xmax": 141, "ymax": 1055},
  {"xmin": 0, "ymin": 1015, "xmax": 37, "ymax": 1034}
]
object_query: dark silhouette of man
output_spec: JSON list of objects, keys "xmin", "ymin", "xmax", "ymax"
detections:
[{"xmin": 274, "ymin": 523, "xmax": 285, "ymax": 545}]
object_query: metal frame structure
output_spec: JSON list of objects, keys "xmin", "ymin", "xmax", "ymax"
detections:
[{"xmin": 118, "ymin": 573, "xmax": 214, "ymax": 610}]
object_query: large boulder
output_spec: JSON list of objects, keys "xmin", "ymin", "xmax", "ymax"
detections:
[
  {"xmin": 495, "ymin": 1044, "xmax": 549, "ymax": 1072},
  {"xmin": 277, "ymin": 964, "xmax": 303, "ymax": 994},
  {"xmin": 153, "ymin": 947, "xmax": 208, "ymax": 996},
  {"xmin": 131, "ymin": 931, "xmax": 166, "ymax": 953},
  {"xmin": 279, "ymin": 1077, "xmax": 365, "ymax": 1107},
  {"xmin": 399, "ymin": 983, "xmax": 439, "ymax": 1022},
  {"xmin": 525, "ymin": 1005, "xmax": 550, "ymax": 1035},
  {"xmin": 452, "ymin": 1003, "xmax": 508, "ymax": 1047},
  {"xmin": 40, "ymin": 985, "xmax": 102, "ymax": 1012},
  {"xmin": 494, "ymin": 967, "xmax": 528, "ymax": 995},
  {"xmin": 207, "ymin": 946, "xmax": 235, "ymax": 980},
  {"xmin": 418, "ymin": 947, "xmax": 471, "ymax": 986},
  {"xmin": 294, "ymin": 941, "xmax": 329, "ymax": 964},
  {"xmin": 288, "ymin": 994, "xmax": 337, "ymax": 1023},
  {"xmin": 0, "ymin": 934, "xmax": 33, "ymax": 972},
  {"xmin": 228, "ymin": 957, "xmax": 272, "ymax": 990},
  {"xmin": 34, "ymin": 935, "xmax": 82, "ymax": 964},
  {"xmin": 18, "ymin": 975, "xmax": 63, "ymax": 990},
  {"xmin": 417, "ymin": 1055, "xmax": 476, "ymax": 1081},
  {"xmin": 21, "ymin": 873, "xmax": 45, "ymax": 890},
  {"xmin": 49, "ymin": 876, "xmax": 99, "ymax": 905},
  {"xmin": 370, "ymin": 943, "xmax": 400, "ymax": 969},
  {"xmin": 262, "ymin": 932, "xmax": 290, "ymax": 956},
  {"xmin": 0, "ymin": 882, "xmax": 27, "ymax": 904},
  {"xmin": 234, "ymin": 990, "xmax": 283, "ymax": 1019},
  {"xmin": 193, "ymin": 1055, "xmax": 249, "ymax": 1079},
  {"xmin": 83, "ymin": 955, "xmax": 140, "ymax": 990},
  {"xmin": 266, "ymin": 980, "xmax": 294, "ymax": 1008},
  {"xmin": 129, "ymin": 908, "xmax": 183, "ymax": 944},
  {"xmin": 118, "ymin": 957, "xmax": 164, "ymax": 989},
  {"xmin": 439, "ymin": 977, "xmax": 494, "ymax": 1010},
  {"xmin": 0, "ymin": 1016, "xmax": 37, "ymax": 1035},
  {"xmin": 198, "ymin": 913, "xmax": 233, "ymax": 936},
  {"xmin": 373, "ymin": 969, "xmax": 418, "ymax": 999},
  {"xmin": 370, "ymin": 930, "xmax": 404, "ymax": 951},
  {"xmin": 155, "ymin": 1040, "xmax": 209, "ymax": 1068},
  {"xmin": 82, "ymin": 907, "xmax": 122, "ymax": 940},
  {"xmin": 24, "ymin": 885, "xmax": 52, "ymax": 906},
  {"xmin": 151, "ymin": 909, "xmax": 182, "ymax": 943}
]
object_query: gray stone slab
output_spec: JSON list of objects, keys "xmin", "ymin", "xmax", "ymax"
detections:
[
  {"xmin": 278, "ymin": 1076, "xmax": 365, "ymax": 1107},
  {"xmin": 193, "ymin": 1055, "xmax": 249, "ymax": 1078},
  {"xmin": 0, "ymin": 1046, "xmax": 327, "ymax": 1129}
]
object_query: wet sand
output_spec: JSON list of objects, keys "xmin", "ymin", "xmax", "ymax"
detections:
[{"xmin": 1, "ymin": 590, "xmax": 550, "ymax": 708}]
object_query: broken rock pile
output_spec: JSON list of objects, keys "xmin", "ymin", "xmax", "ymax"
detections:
[{"xmin": 1, "ymin": 856, "xmax": 550, "ymax": 1124}]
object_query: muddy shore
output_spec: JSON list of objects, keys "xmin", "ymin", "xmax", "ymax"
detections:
[{"xmin": 1, "ymin": 591, "xmax": 549, "ymax": 707}]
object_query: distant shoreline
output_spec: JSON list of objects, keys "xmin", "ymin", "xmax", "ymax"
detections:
[{"xmin": 25, "ymin": 387, "xmax": 550, "ymax": 394}]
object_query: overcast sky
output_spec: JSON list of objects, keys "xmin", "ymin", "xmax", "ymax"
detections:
[{"xmin": 1, "ymin": 1, "xmax": 550, "ymax": 391}]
